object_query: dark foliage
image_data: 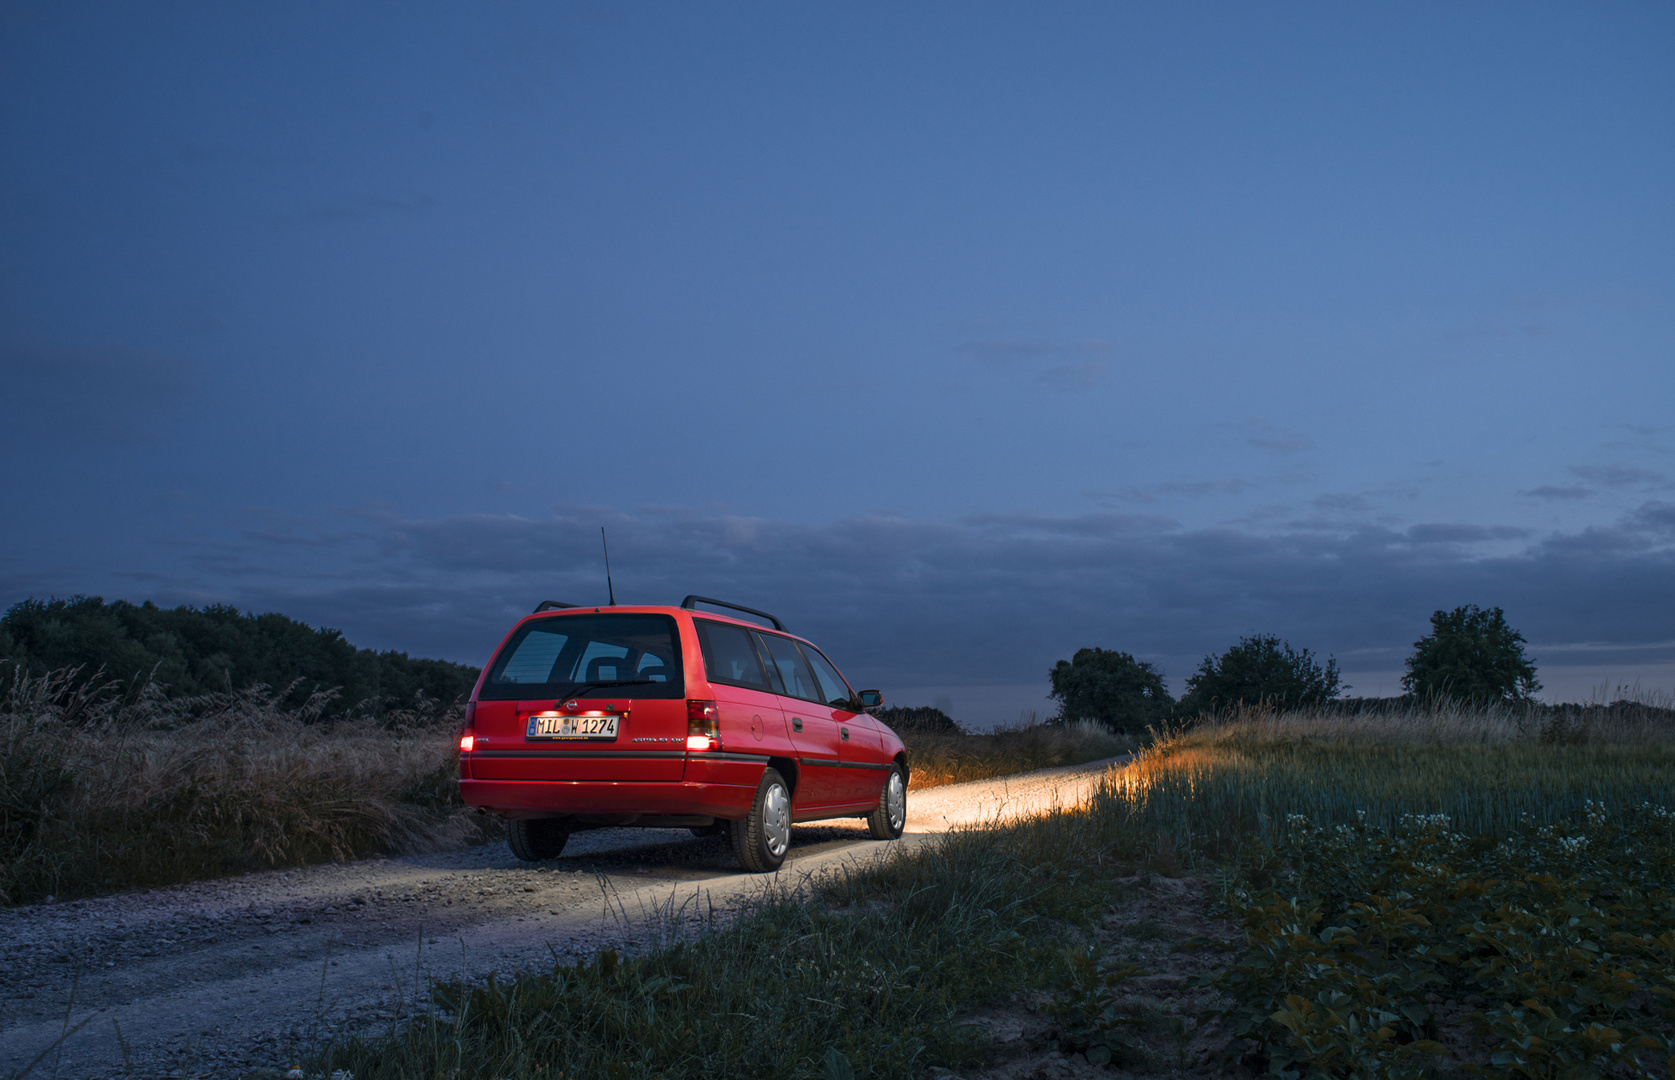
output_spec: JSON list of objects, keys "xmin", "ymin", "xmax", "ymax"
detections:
[
  {"xmin": 0, "ymin": 596, "xmax": 478, "ymax": 717},
  {"xmin": 1402, "ymin": 604, "xmax": 1540, "ymax": 704},
  {"xmin": 870, "ymin": 704, "xmax": 963, "ymax": 735},
  {"xmin": 1048, "ymin": 647, "xmax": 1171, "ymax": 735},
  {"xmin": 1177, "ymin": 634, "xmax": 1341, "ymax": 716}
]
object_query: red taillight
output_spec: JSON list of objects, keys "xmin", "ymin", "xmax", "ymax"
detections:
[
  {"xmin": 686, "ymin": 699, "xmax": 718, "ymax": 751},
  {"xmin": 459, "ymin": 701, "xmax": 476, "ymax": 753}
]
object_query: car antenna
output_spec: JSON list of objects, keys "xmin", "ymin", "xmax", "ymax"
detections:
[{"xmin": 601, "ymin": 527, "xmax": 616, "ymax": 606}]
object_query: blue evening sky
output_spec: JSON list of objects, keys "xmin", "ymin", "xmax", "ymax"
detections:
[{"xmin": 3, "ymin": 2, "xmax": 1672, "ymax": 723}]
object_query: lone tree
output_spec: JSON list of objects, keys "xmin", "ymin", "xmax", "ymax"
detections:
[
  {"xmin": 1402, "ymin": 605, "xmax": 1540, "ymax": 704},
  {"xmin": 1177, "ymin": 634, "xmax": 1342, "ymax": 715},
  {"xmin": 1048, "ymin": 647, "xmax": 1171, "ymax": 735}
]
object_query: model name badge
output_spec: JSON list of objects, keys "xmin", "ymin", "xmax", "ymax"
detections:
[{"xmin": 631, "ymin": 736, "xmax": 677, "ymax": 743}]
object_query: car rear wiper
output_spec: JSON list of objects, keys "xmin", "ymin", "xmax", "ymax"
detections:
[{"xmin": 557, "ymin": 679, "xmax": 655, "ymax": 699}]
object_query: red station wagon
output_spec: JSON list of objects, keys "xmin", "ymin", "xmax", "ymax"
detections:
[{"xmin": 457, "ymin": 596, "xmax": 908, "ymax": 872}]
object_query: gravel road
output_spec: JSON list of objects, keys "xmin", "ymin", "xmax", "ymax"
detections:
[{"xmin": 0, "ymin": 756, "xmax": 1127, "ymax": 1080}]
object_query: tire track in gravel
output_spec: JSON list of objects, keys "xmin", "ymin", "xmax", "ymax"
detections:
[{"xmin": 0, "ymin": 755, "xmax": 1127, "ymax": 1079}]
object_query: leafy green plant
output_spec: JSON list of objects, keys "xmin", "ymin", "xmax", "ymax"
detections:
[
  {"xmin": 1047, "ymin": 950, "xmax": 1148, "ymax": 1067},
  {"xmin": 1205, "ymin": 804, "xmax": 1675, "ymax": 1078}
]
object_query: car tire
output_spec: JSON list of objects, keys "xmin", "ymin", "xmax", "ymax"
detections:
[
  {"xmin": 729, "ymin": 768, "xmax": 791, "ymax": 873},
  {"xmin": 867, "ymin": 764, "xmax": 907, "ymax": 840},
  {"xmin": 506, "ymin": 817, "xmax": 570, "ymax": 861}
]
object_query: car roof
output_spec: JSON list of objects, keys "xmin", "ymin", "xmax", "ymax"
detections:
[{"xmin": 516, "ymin": 604, "xmax": 807, "ymax": 642}]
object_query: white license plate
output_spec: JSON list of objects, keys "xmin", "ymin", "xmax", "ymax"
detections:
[{"xmin": 526, "ymin": 713, "xmax": 620, "ymax": 741}]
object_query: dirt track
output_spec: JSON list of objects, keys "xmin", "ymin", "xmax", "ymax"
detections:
[{"xmin": 0, "ymin": 756, "xmax": 1127, "ymax": 1080}]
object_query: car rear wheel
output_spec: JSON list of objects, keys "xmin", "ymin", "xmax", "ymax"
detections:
[
  {"xmin": 506, "ymin": 817, "xmax": 570, "ymax": 861},
  {"xmin": 730, "ymin": 768, "xmax": 791, "ymax": 872},
  {"xmin": 867, "ymin": 765, "xmax": 907, "ymax": 840}
]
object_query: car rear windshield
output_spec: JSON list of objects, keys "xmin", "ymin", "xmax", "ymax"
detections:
[{"xmin": 479, "ymin": 613, "xmax": 684, "ymax": 700}]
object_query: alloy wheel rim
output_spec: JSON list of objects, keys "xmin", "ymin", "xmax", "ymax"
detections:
[
  {"xmin": 886, "ymin": 772, "xmax": 906, "ymax": 831},
  {"xmin": 763, "ymin": 783, "xmax": 790, "ymax": 857}
]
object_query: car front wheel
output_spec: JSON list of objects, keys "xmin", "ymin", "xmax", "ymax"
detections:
[
  {"xmin": 506, "ymin": 817, "xmax": 570, "ymax": 861},
  {"xmin": 730, "ymin": 768, "xmax": 791, "ymax": 872},
  {"xmin": 867, "ymin": 765, "xmax": 907, "ymax": 840}
]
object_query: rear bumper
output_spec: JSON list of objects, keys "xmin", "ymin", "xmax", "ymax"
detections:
[{"xmin": 459, "ymin": 778, "xmax": 759, "ymax": 820}]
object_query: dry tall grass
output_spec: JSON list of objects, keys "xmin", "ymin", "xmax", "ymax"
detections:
[
  {"xmin": 0, "ymin": 666, "xmax": 1128, "ymax": 906},
  {"xmin": 903, "ymin": 718, "xmax": 1133, "ymax": 788},
  {"xmin": 0, "ymin": 666, "xmax": 490, "ymax": 906}
]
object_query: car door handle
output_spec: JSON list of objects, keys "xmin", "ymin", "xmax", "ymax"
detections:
[
  {"xmin": 841, "ymin": 726, "xmax": 849, "ymax": 740},
  {"xmin": 791, "ymin": 717, "xmax": 803, "ymax": 732}
]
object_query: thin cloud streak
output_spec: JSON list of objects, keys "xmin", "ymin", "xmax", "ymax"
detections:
[{"xmin": 35, "ymin": 501, "xmax": 1666, "ymax": 709}]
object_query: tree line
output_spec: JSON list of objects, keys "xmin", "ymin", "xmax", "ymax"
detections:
[
  {"xmin": 0, "ymin": 596, "xmax": 480, "ymax": 717},
  {"xmin": 1050, "ymin": 604, "xmax": 1543, "ymax": 735}
]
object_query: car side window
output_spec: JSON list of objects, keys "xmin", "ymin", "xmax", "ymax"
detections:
[
  {"xmin": 694, "ymin": 620, "xmax": 772, "ymax": 691},
  {"xmin": 801, "ymin": 645, "xmax": 855, "ymax": 710},
  {"xmin": 758, "ymin": 633, "xmax": 823, "ymax": 703}
]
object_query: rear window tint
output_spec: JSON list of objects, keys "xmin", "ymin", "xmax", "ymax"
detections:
[
  {"xmin": 694, "ymin": 620, "xmax": 771, "ymax": 692},
  {"xmin": 479, "ymin": 614, "xmax": 683, "ymax": 700}
]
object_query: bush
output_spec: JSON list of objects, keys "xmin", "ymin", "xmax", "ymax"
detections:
[
  {"xmin": 1402, "ymin": 604, "xmax": 1540, "ymax": 704},
  {"xmin": 870, "ymin": 704, "xmax": 962, "ymax": 735},
  {"xmin": 1177, "ymin": 634, "xmax": 1340, "ymax": 716},
  {"xmin": 1048, "ymin": 647, "xmax": 1171, "ymax": 735}
]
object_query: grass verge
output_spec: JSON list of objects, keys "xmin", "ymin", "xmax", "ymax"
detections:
[{"xmin": 310, "ymin": 804, "xmax": 1134, "ymax": 1080}]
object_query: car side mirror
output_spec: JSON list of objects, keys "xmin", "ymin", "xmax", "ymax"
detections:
[{"xmin": 857, "ymin": 689, "xmax": 883, "ymax": 709}]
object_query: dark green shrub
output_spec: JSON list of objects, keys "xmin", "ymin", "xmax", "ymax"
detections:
[
  {"xmin": 1177, "ymin": 634, "xmax": 1340, "ymax": 716},
  {"xmin": 1048, "ymin": 647, "xmax": 1171, "ymax": 735},
  {"xmin": 1402, "ymin": 604, "xmax": 1540, "ymax": 704}
]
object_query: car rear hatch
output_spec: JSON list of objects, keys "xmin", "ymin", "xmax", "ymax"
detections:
[{"xmin": 467, "ymin": 611, "xmax": 689, "ymax": 782}]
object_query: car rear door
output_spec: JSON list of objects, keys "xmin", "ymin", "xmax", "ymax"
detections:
[
  {"xmin": 754, "ymin": 631, "xmax": 844, "ymax": 810},
  {"xmin": 688, "ymin": 618, "xmax": 789, "ymax": 776},
  {"xmin": 801, "ymin": 643, "xmax": 891, "ymax": 806}
]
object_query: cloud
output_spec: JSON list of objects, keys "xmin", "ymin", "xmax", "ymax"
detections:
[
  {"xmin": 1088, "ymin": 479, "xmax": 1249, "ymax": 505},
  {"xmin": 1521, "ymin": 486, "xmax": 1594, "ymax": 501},
  {"xmin": 953, "ymin": 338, "xmax": 1113, "ymax": 391},
  {"xmin": 1034, "ymin": 361, "xmax": 1106, "ymax": 390},
  {"xmin": 0, "ymin": 345, "xmax": 198, "ymax": 440},
  {"xmin": 302, "ymin": 191, "xmax": 439, "ymax": 223},
  {"xmin": 956, "ymin": 338, "xmax": 1111, "ymax": 365},
  {"xmin": 1244, "ymin": 419, "xmax": 1310, "ymax": 454},
  {"xmin": 1570, "ymin": 464, "xmax": 1668, "ymax": 488}
]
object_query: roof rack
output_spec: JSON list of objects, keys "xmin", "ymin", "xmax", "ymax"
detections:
[
  {"xmin": 533, "ymin": 600, "xmax": 579, "ymax": 613},
  {"xmin": 680, "ymin": 595, "xmax": 785, "ymax": 631}
]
